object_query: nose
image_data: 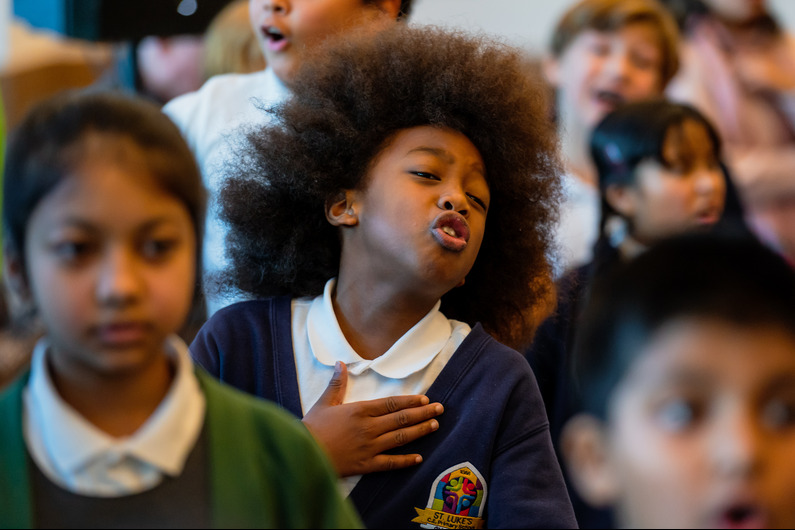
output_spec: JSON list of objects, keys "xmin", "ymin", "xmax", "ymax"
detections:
[
  {"xmin": 711, "ymin": 408, "xmax": 764, "ymax": 480},
  {"xmin": 261, "ymin": 0, "xmax": 289, "ymax": 14},
  {"xmin": 605, "ymin": 51, "xmax": 631, "ymax": 81},
  {"xmin": 695, "ymin": 166, "xmax": 726, "ymax": 197},
  {"xmin": 96, "ymin": 247, "xmax": 142, "ymax": 307},
  {"xmin": 438, "ymin": 186, "xmax": 469, "ymax": 217}
]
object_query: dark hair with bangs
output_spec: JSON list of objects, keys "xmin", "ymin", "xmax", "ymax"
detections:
[
  {"xmin": 550, "ymin": 0, "xmax": 680, "ymax": 88},
  {"xmin": 3, "ymin": 89, "xmax": 205, "ymax": 282},
  {"xmin": 572, "ymin": 232, "xmax": 795, "ymax": 420},
  {"xmin": 218, "ymin": 24, "xmax": 562, "ymax": 349}
]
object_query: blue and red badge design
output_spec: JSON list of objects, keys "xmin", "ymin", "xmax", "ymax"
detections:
[{"xmin": 412, "ymin": 462, "xmax": 487, "ymax": 529}]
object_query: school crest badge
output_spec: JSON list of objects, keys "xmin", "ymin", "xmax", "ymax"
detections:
[{"xmin": 412, "ymin": 462, "xmax": 487, "ymax": 529}]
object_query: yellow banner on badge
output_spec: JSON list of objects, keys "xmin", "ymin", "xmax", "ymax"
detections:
[{"xmin": 411, "ymin": 508, "xmax": 485, "ymax": 529}]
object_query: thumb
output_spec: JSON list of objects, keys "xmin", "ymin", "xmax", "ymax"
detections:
[{"xmin": 316, "ymin": 361, "xmax": 348, "ymax": 407}]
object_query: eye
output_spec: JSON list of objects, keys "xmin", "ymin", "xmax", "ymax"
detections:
[
  {"xmin": 629, "ymin": 51, "xmax": 657, "ymax": 71},
  {"xmin": 467, "ymin": 193, "xmax": 488, "ymax": 211},
  {"xmin": 51, "ymin": 240, "xmax": 94, "ymax": 264},
  {"xmin": 666, "ymin": 155, "xmax": 696, "ymax": 176},
  {"xmin": 412, "ymin": 171, "xmax": 440, "ymax": 181},
  {"xmin": 655, "ymin": 397, "xmax": 703, "ymax": 432},
  {"xmin": 140, "ymin": 238, "xmax": 179, "ymax": 261},
  {"xmin": 589, "ymin": 40, "xmax": 610, "ymax": 57},
  {"xmin": 761, "ymin": 398, "xmax": 795, "ymax": 431}
]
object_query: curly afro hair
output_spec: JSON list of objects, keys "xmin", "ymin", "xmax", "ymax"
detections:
[{"xmin": 219, "ymin": 24, "xmax": 562, "ymax": 349}]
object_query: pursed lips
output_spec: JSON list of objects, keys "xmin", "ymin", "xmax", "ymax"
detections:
[{"xmin": 431, "ymin": 211, "xmax": 470, "ymax": 252}]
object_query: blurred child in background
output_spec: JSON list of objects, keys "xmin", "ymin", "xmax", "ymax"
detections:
[
  {"xmin": 528, "ymin": 99, "xmax": 730, "ymax": 442},
  {"xmin": 190, "ymin": 24, "xmax": 576, "ymax": 529},
  {"xmin": 562, "ymin": 232, "xmax": 795, "ymax": 528},
  {"xmin": 544, "ymin": 0, "xmax": 680, "ymax": 273},
  {"xmin": 663, "ymin": 0, "xmax": 795, "ymax": 265},
  {"xmin": 0, "ymin": 91, "xmax": 360, "ymax": 528},
  {"xmin": 202, "ymin": 0, "xmax": 266, "ymax": 80}
]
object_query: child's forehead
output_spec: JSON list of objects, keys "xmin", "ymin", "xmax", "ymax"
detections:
[
  {"xmin": 619, "ymin": 316, "xmax": 795, "ymax": 394},
  {"xmin": 661, "ymin": 119, "xmax": 716, "ymax": 159},
  {"xmin": 570, "ymin": 20, "xmax": 666, "ymax": 50}
]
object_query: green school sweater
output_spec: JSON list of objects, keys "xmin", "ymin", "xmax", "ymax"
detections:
[
  {"xmin": 0, "ymin": 369, "xmax": 362, "ymax": 529},
  {"xmin": 0, "ymin": 95, "xmax": 4, "ymax": 271}
]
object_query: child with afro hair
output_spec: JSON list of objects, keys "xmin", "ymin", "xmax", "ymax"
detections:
[{"xmin": 190, "ymin": 24, "xmax": 576, "ymax": 529}]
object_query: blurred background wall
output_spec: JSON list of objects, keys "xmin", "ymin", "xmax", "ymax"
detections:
[{"xmin": 5, "ymin": 0, "xmax": 795, "ymax": 130}]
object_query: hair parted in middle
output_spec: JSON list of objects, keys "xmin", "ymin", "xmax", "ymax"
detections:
[{"xmin": 218, "ymin": 24, "xmax": 562, "ymax": 348}]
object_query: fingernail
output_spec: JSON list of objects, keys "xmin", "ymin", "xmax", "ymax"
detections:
[
  {"xmin": 430, "ymin": 419, "xmax": 439, "ymax": 430},
  {"xmin": 415, "ymin": 455, "xmax": 423, "ymax": 464},
  {"xmin": 420, "ymin": 396, "xmax": 429, "ymax": 405},
  {"xmin": 334, "ymin": 361, "xmax": 341, "ymax": 374},
  {"xmin": 435, "ymin": 404, "xmax": 443, "ymax": 414}
]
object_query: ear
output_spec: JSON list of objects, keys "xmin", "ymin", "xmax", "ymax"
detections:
[
  {"xmin": 3, "ymin": 246, "xmax": 30, "ymax": 302},
  {"xmin": 560, "ymin": 413, "xmax": 620, "ymax": 509},
  {"xmin": 3, "ymin": 245, "xmax": 37, "ymax": 326},
  {"xmin": 605, "ymin": 184, "xmax": 638, "ymax": 219},
  {"xmin": 325, "ymin": 191, "xmax": 359, "ymax": 227},
  {"xmin": 542, "ymin": 55, "xmax": 561, "ymax": 87},
  {"xmin": 372, "ymin": 0, "xmax": 402, "ymax": 19}
]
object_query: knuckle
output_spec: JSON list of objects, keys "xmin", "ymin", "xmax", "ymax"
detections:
[
  {"xmin": 394, "ymin": 430, "xmax": 408, "ymax": 446},
  {"xmin": 396, "ymin": 411, "xmax": 410, "ymax": 427},
  {"xmin": 385, "ymin": 396, "xmax": 399, "ymax": 413},
  {"xmin": 385, "ymin": 457, "xmax": 396, "ymax": 471}
]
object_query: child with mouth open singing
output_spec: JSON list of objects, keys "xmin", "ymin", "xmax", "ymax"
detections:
[{"xmin": 189, "ymin": 23, "xmax": 577, "ymax": 529}]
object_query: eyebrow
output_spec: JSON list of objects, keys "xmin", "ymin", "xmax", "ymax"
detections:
[
  {"xmin": 762, "ymin": 373, "xmax": 795, "ymax": 395},
  {"xmin": 406, "ymin": 146, "xmax": 486, "ymax": 176},
  {"xmin": 57, "ymin": 215, "xmax": 182, "ymax": 233},
  {"xmin": 407, "ymin": 146, "xmax": 456, "ymax": 165}
]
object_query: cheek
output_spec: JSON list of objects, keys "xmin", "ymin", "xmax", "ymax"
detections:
[
  {"xmin": 640, "ymin": 180, "xmax": 693, "ymax": 216},
  {"xmin": 29, "ymin": 261, "xmax": 92, "ymax": 334},
  {"xmin": 293, "ymin": 6, "xmax": 350, "ymax": 44},
  {"xmin": 626, "ymin": 70, "xmax": 663, "ymax": 99},
  {"xmin": 150, "ymin": 252, "xmax": 196, "ymax": 328},
  {"xmin": 610, "ymin": 406, "xmax": 705, "ymax": 524}
]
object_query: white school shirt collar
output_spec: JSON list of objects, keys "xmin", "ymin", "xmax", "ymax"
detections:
[
  {"xmin": 262, "ymin": 65, "xmax": 291, "ymax": 103},
  {"xmin": 23, "ymin": 335, "xmax": 206, "ymax": 496},
  {"xmin": 306, "ymin": 278, "xmax": 453, "ymax": 378}
]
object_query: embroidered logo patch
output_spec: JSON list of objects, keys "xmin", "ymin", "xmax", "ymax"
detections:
[{"xmin": 412, "ymin": 462, "xmax": 487, "ymax": 529}]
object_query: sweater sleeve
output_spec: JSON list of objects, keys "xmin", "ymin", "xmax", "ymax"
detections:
[{"xmin": 486, "ymin": 364, "xmax": 578, "ymax": 529}]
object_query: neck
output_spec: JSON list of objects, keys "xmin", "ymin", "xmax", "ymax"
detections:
[
  {"xmin": 618, "ymin": 232, "xmax": 649, "ymax": 261},
  {"xmin": 332, "ymin": 274, "xmax": 439, "ymax": 360},
  {"xmin": 47, "ymin": 350, "xmax": 174, "ymax": 438},
  {"xmin": 559, "ymin": 110, "xmax": 597, "ymax": 186}
]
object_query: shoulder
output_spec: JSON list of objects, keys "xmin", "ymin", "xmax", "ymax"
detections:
[
  {"xmin": 197, "ymin": 369, "xmax": 362, "ymax": 528},
  {"xmin": 199, "ymin": 368, "xmax": 295, "ymax": 427},
  {"xmin": 165, "ymin": 70, "xmax": 268, "ymax": 112},
  {"xmin": 464, "ymin": 325, "xmax": 534, "ymax": 378},
  {"xmin": 163, "ymin": 69, "xmax": 271, "ymax": 132},
  {"xmin": 201, "ymin": 297, "xmax": 291, "ymax": 336},
  {"xmin": 197, "ymin": 366, "xmax": 321, "ymax": 461}
]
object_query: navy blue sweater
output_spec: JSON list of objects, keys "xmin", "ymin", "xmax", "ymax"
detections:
[{"xmin": 190, "ymin": 296, "xmax": 577, "ymax": 529}]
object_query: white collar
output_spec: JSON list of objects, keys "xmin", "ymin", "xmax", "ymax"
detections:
[
  {"xmin": 306, "ymin": 279, "xmax": 453, "ymax": 378},
  {"xmin": 25, "ymin": 335, "xmax": 205, "ymax": 480},
  {"xmin": 260, "ymin": 66, "xmax": 291, "ymax": 106}
]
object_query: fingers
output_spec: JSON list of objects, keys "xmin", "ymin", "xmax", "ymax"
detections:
[
  {"xmin": 366, "ymin": 453, "xmax": 426, "ymax": 474},
  {"xmin": 374, "ymin": 401, "xmax": 444, "ymax": 430},
  {"xmin": 364, "ymin": 393, "xmax": 433, "ymax": 416},
  {"xmin": 373, "ymin": 414, "xmax": 442, "ymax": 453},
  {"xmin": 314, "ymin": 361, "xmax": 348, "ymax": 408}
]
